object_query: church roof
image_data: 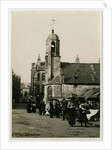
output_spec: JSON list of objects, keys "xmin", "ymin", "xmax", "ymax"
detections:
[
  {"xmin": 36, "ymin": 61, "xmax": 100, "ymax": 85},
  {"xmin": 61, "ymin": 62, "xmax": 100, "ymax": 85},
  {"xmin": 46, "ymin": 33, "xmax": 59, "ymax": 41},
  {"xmin": 47, "ymin": 75, "xmax": 61, "ymax": 85}
]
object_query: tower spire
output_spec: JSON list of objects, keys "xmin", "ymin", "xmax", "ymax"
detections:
[
  {"xmin": 50, "ymin": 19, "xmax": 55, "ymax": 33},
  {"xmin": 37, "ymin": 54, "xmax": 41, "ymax": 66},
  {"xmin": 75, "ymin": 55, "xmax": 80, "ymax": 63}
]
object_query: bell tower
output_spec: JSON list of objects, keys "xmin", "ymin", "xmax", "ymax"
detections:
[{"xmin": 45, "ymin": 27, "xmax": 61, "ymax": 83}]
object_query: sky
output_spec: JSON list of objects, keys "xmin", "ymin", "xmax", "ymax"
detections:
[{"xmin": 11, "ymin": 11, "xmax": 102, "ymax": 83}]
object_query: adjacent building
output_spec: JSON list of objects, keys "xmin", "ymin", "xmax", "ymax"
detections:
[{"xmin": 31, "ymin": 55, "xmax": 45, "ymax": 101}]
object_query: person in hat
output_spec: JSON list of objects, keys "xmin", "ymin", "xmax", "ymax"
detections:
[
  {"xmin": 55, "ymin": 100, "xmax": 61, "ymax": 118},
  {"xmin": 79, "ymin": 102, "xmax": 89, "ymax": 127},
  {"xmin": 61, "ymin": 98, "xmax": 68, "ymax": 120},
  {"xmin": 67, "ymin": 97, "xmax": 76, "ymax": 126},
  {"xmin": 39, "ymin": 101, "xmax": 43, "ymax": 115},
  {"xmin": 49, "ymin": 100, "xmax": 54, "ymax": 118},
  {"xmin": 27, "ymin": 100, "xmax": 32, "ymax": 113},
  {"xmin": 42, "ymin": 101, "xmax": 46, "ymax": 115}
]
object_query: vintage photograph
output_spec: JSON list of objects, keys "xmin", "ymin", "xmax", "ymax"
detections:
[{"xmin": 11, "ymin": 11, "xmax": 102, "ymax": 138}]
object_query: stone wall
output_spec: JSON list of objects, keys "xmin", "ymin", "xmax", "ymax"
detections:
[
  {"xmin": 62, "ymin": 84, "xmax": 74, "ymax": 97},
  {"xmin": 44, "ymin": 84, "xmax": 100, "ymax": 103},
  {"xmin": 62, "ymin": 84, "xmax": 100, "ymax": 97},
  {"xmin": 53, "ymin": 85, "xmax": 62, "ymax": 97},
  {"xmin": 44, "ymin": 84, "xmax": 62, "ymax": 103}
]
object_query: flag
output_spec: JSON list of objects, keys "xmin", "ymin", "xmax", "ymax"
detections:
[{"xmin": 50, "ymin": 19, "xmax": 56, "ymax": 28}]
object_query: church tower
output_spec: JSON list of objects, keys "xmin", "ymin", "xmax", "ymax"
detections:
[{"xmin": 45, "ymin": 29, "xmax": 61, "ymax": 83}]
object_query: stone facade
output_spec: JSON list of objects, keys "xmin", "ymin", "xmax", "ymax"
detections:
[
  {"xmin": 31, "ymin": 56, "xmax": 45, "ymax": 101},
  {"xmin": 44, "ymin": 84, "xmax": 62, "ymax": 101}
]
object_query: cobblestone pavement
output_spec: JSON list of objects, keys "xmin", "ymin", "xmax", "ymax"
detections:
[{"xmin": 12, "ymin": 109, "xmax": 100, "ymax": 138}]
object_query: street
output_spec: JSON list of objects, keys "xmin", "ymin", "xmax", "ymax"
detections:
[{"xmin": 12, "ymin": 109, "xmax": 100, "ymax": 138}]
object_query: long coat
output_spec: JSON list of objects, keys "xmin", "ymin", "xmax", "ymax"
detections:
[
  {"xmin": 68, "ymin": 108, "xmax": 76, "ymax": 126},
  {"xmin": 49, "ymin": 102, "xmax": 54, "ymax": 118},
  {"xmin": 67, "ymin": 101, "xmax": 76, "ymax": 126},
  {"xmin": 79, "ymin": 108, "xmax": 88, "ymax": 124}
]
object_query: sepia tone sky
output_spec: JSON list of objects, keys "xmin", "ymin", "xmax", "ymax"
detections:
[{"xmin": 11, "ymin": 11, "xmax": 102, "ymax": 83}]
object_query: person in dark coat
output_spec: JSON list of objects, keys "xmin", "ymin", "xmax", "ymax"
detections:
[
  {"xmin": 42, "ymin": 101, "xmax": 46, "ymax": 115},
  {"xmin": 67, "ymin": 98, "xmax": 76, "ymax": 126},
  {"xmin": 49, "ymin": 101, "xmax": 54, "ymax": 118},
  {"xmin": 27, "ymin": 101, "xmax": 32, "ymax": 113},
  {"xmin": 61, "ymin": 99, "xmax": 68, "ymax": 120},
  {"xmin": 39, "ymin": 101, "xmax": 43, "ymax": 115},
  {"xmin": 55, "ymin": 100, "xmax": 61, "ymax": 118},
  {"xmin": 79, "ymin": 103, "xmax": 89, "ymax": 127}
]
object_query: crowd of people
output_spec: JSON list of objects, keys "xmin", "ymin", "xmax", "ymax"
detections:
[
  {"xmin": 36, "ymin": 97, "xmax": 95, "ymax": 127},
  {"xmin": 27, "ymin": 95, "xmax": 100, "ymax": 127}
]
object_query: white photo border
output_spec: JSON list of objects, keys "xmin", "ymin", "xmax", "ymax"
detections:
[{"xmin": 0, "ymin": 0, "xmax": 112, "ymax": 150}]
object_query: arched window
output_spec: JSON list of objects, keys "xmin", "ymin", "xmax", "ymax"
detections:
[
  {"xmin": 47, "ymin": 86, "xmax": 52, "ymax": 99},
  {"xmin": 51, "ymin": 41, "xmax": 55, "ymax": 53}
]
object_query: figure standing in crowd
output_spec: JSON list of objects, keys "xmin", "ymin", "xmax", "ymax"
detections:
[
  {"xmin": 67, "ymin": 98, "xmax": 76, "ymax": 127},
  {"xmin": 61, "ymin": 99, "xmax": 68, "ymax": 120},
  {"xmin": 27, "ymin": 100, "xmax": 32, "ymax": 113},
  {"xmin": 32, "ymin": 101, "xmax": 36, "ymax": 113},
  {"xmin": 53, "ymin": 100, "xmax": 56, "ymax": 117},
  {"xmin": 79, "ymin": 102, "xmax": 89, "ymax": 127},
  {"xmin": 55, "ymin": 100, "xmax": 61, "ymax": 118},
  {"xmin": 39, "ymin": 101, "xmax": 43, "ymax": 115},
  {"xmin": 49, "ymin": 101, "xmax": 54, "ymax": 118},
  {"xmin": 42, "ymin": 101, "xmax": 46, "ymax": 115}
]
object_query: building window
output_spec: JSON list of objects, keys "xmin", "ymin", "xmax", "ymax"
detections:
[
  {"xmin": 42, "ymin": 73, "xmax": 45, "ymax": 81},
  {"xmin": 37, "ymin": 73, "xmax": 40, "ymax": 81}
]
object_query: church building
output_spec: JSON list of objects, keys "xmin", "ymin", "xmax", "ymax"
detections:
[{"xmin": 31, "ymin": 29, "xmax": 100, "ymax": 104}]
